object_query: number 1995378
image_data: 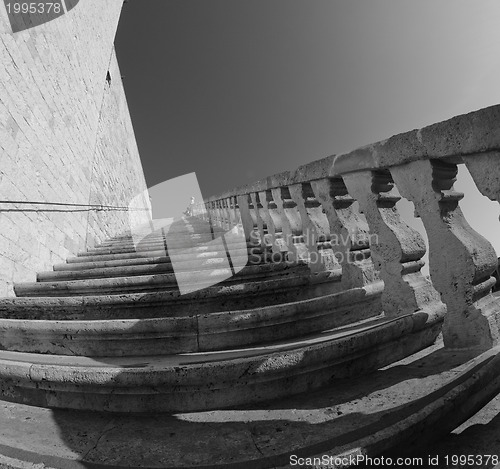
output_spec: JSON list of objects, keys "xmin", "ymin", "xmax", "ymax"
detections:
[{"xmin": 6, "ymin": 2, "xmax": 62, "ymax": 14}]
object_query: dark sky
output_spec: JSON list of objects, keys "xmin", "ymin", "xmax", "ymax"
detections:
[
  {"xmin": 115, "ymin": 0, "xmax": 500, "ymax": 258},
  {"xmin": 115, "ymin": 0, "xmax": 500, "ymax": 197}
]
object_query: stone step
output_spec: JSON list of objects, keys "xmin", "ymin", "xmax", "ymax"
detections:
[
  {"xmin": 0, "ymin": 283, "xmax": 383, "ymax": 356},
  {"xmin": 1, "ymin": 338, "xmax": 498, "ymax": 468},
  {"xmin": 38, "ymin": 254, "xmax": 255, "ymax": 281},
  {"xmin": 52, "ymin": 250, "xmax": 274, "ymax": 274},
  {"xmin": 79, "ymin": 236, "xmax": 251, "ymax": 257},
  {"xmin": 95, "ymin": 233, "xmax": 233, "ymax": 250},
  {"xmin": 3, "ymin": 275, "xmax": 336, "ymax": 320},
  {"xmin": 15, "ymin": 262, "xmax": 310, "ymax": 297},
  {"xmin": 67, "ymin": 245, "xmax": 266, "ymax": 264},
  {"xmin": 0, "ymin": 308, "xmax": 443, "ymax": 413},
  {"xmin": 53, "ymin": 255, "xmax": 173, "ymax": 271},
  {"xmin": 95, "ymin": 232, "xmax": 227, "ymax": 248}
]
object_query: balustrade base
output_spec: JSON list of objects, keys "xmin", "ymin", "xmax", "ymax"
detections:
[{"xmin": 443, "ymin": 292, "xmax": 500, "ymax": 351}]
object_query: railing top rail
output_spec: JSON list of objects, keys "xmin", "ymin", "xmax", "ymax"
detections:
[
  {"xmin": 206, "ymin": 104, "xmax": 500, "ymax": 203},
  {"xmin": 205, "ymin": 155, "xmax": 336, "ymax": 202},
  {"xmin": 334, "ymin": 104, "xmax": 500, "ymax": 176}
]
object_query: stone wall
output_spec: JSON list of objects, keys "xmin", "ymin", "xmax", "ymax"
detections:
[{"xmin": 0, "ymin": 0, "xmax": 152, "ymax": 297}]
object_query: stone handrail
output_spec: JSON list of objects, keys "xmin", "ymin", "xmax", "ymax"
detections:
[{"xmin": 197, "ymin": 104, "xmax": 500, "ymax": 350}]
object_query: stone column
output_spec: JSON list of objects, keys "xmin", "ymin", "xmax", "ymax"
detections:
[
  {"xmin": 271, "ymin": 186, "xmax": 308, "ymax": 263},
  {"xmin": 236, "ymin": 194, "xmax": 255, "ymax": 243},
  {"xmin": 227, "ymin": 196, "xmax": 237, "ymax": 230},
  {"xmin": 250, "ymin": 192, "xmax": 268, "ymax": 250},
  {"xmin": 343, "ymin": 169, "xmax": 443, "ymax": 318},
  {"xmin": 205, "ymin": 202, "xmax": 215, "ymax": 233},
  {"xmin": 391, "ymin": 159, "xmax": 499, "ymax": 349},
  {"xmin": 311, "ymin": 177, "xmax": 376, "ymax": 289},
  {"xmin": 211, "ymin": 201, "xmax": 219, "ymax": 228},
  {"xmin": 222, "ymin": 198, "xmax": 232, "ymax": 231},
  {"xmin": 462, "ymin": 152, "xmax": 500, "ymax": 205},
  {"xmin": 287, "ymin": 183, "xmax": 338, "ymax": 273},
  {"xmin": 258, "ymin": 190, "xmax": 288, "ymax": 256},
  {"xmin": 231, "ymin": 196, "xmax": 242, "ymax": 232},
  {"xmin": 220, "ymin": 199, "xmax": 229, "ymax": 230}
]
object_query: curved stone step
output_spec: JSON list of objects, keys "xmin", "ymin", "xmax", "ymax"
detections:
[
  {"xmin": 16, "ymin": 262, "xmax": 308, "ymax": 297},
  {"xmin": 53, "ymin": 251, "xmax": 270, "ymax": 272},
  {"xmin": 95, "ymin": 235, "xmax": 235, "ymax": 250},
  {"xmin": 1, "ymin": 338, "xmax": 498, "ymax": 468},
  {"xmin": 79, "ymin": 236, "xmax": 252, "ymax": 257},
  {"xmin": 68, "ymin": 245, "xmax": 266, "ymax": 264},
  {"xmin": 0, "ymin": 308, "xmax": 443, "ymax": 413},
  {"xmin": 2, "ymin": 275, "xmax": 337, "ymax": 320},
  {"xmin": 53, "ymin": 255, "xmax": 172, "ymax": 271},
  {"xmin": 0, "ymin": 283, "xmax": 383, "ymax": 356},
  {"xmin": 95, "ymin": 233, "xmax": 227, "ymax": 248},
  {"xmin": 53, "ymin": 252, "xmax": 272, "ymax": 272},
  {"xmin": 38, "ymin": 254, "xmax": 254, "ymax": 281}
]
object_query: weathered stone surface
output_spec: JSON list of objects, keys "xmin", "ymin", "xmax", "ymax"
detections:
[
  {"xmin": 0, "ymin": 306, "xmax": 442, "ymax": 413},
  {"xmin": 344, "ymin": 169, "xmax": 445, "ymax": 319},
  {"xmin": 0, "ymin": 283, "xmax": 383, "ymax": 356},
  {"xmin": 391, "ymin": 159, "xmax": 500, "ymax": 349},
  {"xmin": 0, "ymin": 1, "xmax": 151, "ymax": 297},
  {"xmin": 332, "ymin": 105, "xmax": 500, "ymax": 175},
  {"xmin": 2, "ymin": 338, "xmax": 500, "ymax": 468},
  {"xmin": 311, "ymin": 177, "xmax": 376, "ymax": 289},
  {"xmin": 462, "ymin": 152, "xmax": 500, "ymax": 205},
  {"xmin": 287, "ymin": 183, "xmax": 336, "ymax": 273}
]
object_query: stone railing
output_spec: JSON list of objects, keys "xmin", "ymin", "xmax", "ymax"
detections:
[{"xmin": 199, "ymin": 105, "xmax": 500, "ymax": 350}]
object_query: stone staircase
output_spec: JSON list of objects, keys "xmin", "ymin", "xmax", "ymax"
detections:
[
  {"xmin": 1, "ymin": 106, "xmax": 500, "ymax": 467},
  {"xmin": 0, "ymin": 215, "xmax": 433, "ymax": 417}
]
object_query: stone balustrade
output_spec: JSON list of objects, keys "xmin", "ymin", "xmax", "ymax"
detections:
[{"xmin": 202, "ymin": 104, "xmax": 500, "ymax": 350}]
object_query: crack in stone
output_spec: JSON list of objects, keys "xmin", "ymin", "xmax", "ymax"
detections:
[
  {"xmin": 81, "ymin": 420, "xmax": 118, "ymax": 461},
  {"xmin": 249, "ymin": 428, "xmax": 265, "ymax": 458}
]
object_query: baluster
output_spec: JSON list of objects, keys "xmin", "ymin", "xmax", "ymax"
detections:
[
  {"xmin": 208, "ymin": 201, "xmax": 217, "ymax": 233},
  {"xmin": 204, "ymin": 202, "xmax": 210, "ymax": 223},
  {"xmin": 258, "ymin": 190, "xmax": 288, "ymax": 256},
  {"xmin": 218, "ymin": 200, "xmax": 227, "ymax": 230},
  {"xmin": 236, "ymin": 194, "xmax": 255, "ymax": 243},
  {"xmin": 287, "ymin": 183, "xmax": 338, "ymax": 273},
  {"xmin": 222, "ymin": 199, "xmax": 232, "ymax": 231},
  {"xmin": 227, "ymin": 197, "xmax": 236, "ymax": 230},
  {"xmin": 271, "ymin": 186, "xmax": 308, "ymax": 263},
  {"xmin": 462, "ymin": 152, "xmax": 500, "ymax": 205},
  {"xmin": 311, "ymin": 177, "xmax": 376, "ymax": 289},
  {"xmin": 223, "ymin": 199, "xmax": 229, "ymax": 229},
  {"xmin": 342, "ymin": 169, "xmax": 443, "ymax": 318},
  {"xmin": 391, "ymin": 159, "xmax": 499, "ymax": 349},
  {"xmin": 212, "ymin": 201, "xmax": 219, "ymax": 228},
  {"xmin": 250, "ymin": 192, "xmax": 269, "ymax": 251},
  {"xmin": 230, "ymin": 196, "xmax": 241, "ymax": 231}
]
